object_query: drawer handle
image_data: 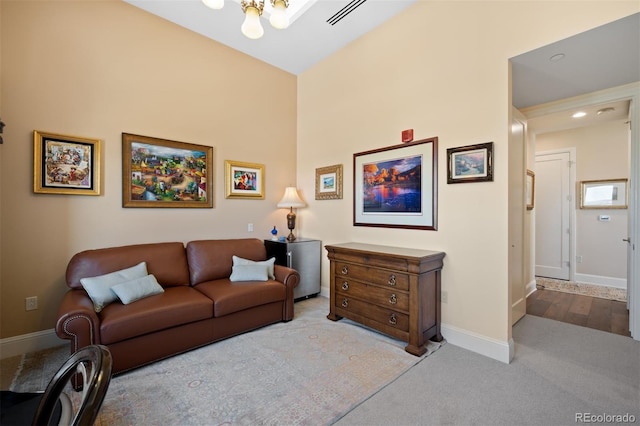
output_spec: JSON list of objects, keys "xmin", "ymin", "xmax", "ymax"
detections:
[
  {"xmin": 341, "ymin": 281, "xmax": 349, "ymax": 291},
  {"xmin": 341, "ymin": 265, "xmax": 349, "ymax": 275},
  {"xmin": 341, "ymin": 298, "xmax": 349, "ymax": 308},
  {"xmin": 389, "ymin": 313, "xmax": 397, "ymax": 325},
  {"xmin": 389, "ymin": 294, "xmax": 397, "ymax": 305},
  {"xmin": 388, "ymin": 274, "xmax": 396, "ymax": 286}
]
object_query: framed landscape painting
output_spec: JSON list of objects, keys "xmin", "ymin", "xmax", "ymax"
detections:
[
  {"xmin": 33, "ymin": 130, "xmax": 101, "ymax": 195},
  {"xmin": 315, "ymin": 164, "xmax": 343, "ymax": 200},
  {"xmin": 353, "ymin": 137, "xmax": 438, "ymax": 230},
  {"xmin": 447, "ymin": 142, "xmax": 494, "ymax": 184},
  {"xmin": 122, "ymin": 133, "xmax": 213, "ymax": 208}
]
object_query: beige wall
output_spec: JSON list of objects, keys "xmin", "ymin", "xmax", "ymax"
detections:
[
  {"xmin": 0, "ymin": 0, "xmax": 297, "ymax": 338},
  {"xmin": 297, "ymin": 1, "xmax": 638, "ymax": 343},
  {"xmin": 1, "ymin": 0, "xmax": 638, "ymax": 354},
  {"xmin": 536, "ymin": 120, "xmax": 629, "ymax": 282}
]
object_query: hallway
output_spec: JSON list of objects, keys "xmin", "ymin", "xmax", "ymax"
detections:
[{"xmin": 526, "ymin": 288, "xmax": 630, "ymax": 337}]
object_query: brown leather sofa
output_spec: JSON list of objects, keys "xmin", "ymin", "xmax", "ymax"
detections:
[{"xmin": 55, "ymin": 238, "xmax": 300, "ymax": 375}]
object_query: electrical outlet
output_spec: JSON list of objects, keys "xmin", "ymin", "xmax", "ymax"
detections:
[
  {"xmin": 26, "ymin": 296, "xmax": 38, "ymax": 311},
  {"xmin": 248, "ymin": 223, "xmax": 254, "ymax": 232},
  {"xmin": 576, "ymin": 255, "xmax": 583, "ymax": 264},
  {"xmin": 441, "ymin": 291, "xmax": 448, "ymax": 303}
]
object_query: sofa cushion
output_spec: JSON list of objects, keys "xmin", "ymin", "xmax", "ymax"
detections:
[
  {"xmin": 186, "ymin": 239, "xmax": 268, "ymax": 286},
  {"xmin": 111, "ymin": 274, "xmax": 165, "ymax": 304},
  {"xmin": 232, "ymin": 256, "xmax": 275, "ymax": 280},
  {"xmin": 229, "ymin": 264, "xmax": 269, "ymax": 282},
  {"xmin": 67, "ymin": 242, "xmax": 190, "ymax": 290},
  {"xmin": 195, "ymin": 279, "xmax": 286, "ymax": 317},
  {"xmin": 80, "ymin": 262, "xmax": 148, "ymax": 312},
  {"xmin": 99, "ymin": 286, "xmax": 213, "ymax": 345}
]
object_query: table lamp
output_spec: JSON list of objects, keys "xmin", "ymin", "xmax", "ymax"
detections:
[{"xmin": 277, "ymin": 187, "xmax": 306, "ymax": 241}]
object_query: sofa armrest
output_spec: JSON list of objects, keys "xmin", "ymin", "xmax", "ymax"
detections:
[
  {"xmin": 274, "ymin": 265, "xmax": 300, "ymax": 321},
  {"xmin": 55, "ymin": 290, "xmax": 102, "ymax": 353}
]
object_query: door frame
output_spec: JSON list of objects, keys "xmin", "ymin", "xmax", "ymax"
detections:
[
  {"xmin": 534, "ymin": 148, "xmax": 577, "ymax": 282},
  {"xmin": 522, "ymin": 82, "xmax": 639, "ymax": 340}
]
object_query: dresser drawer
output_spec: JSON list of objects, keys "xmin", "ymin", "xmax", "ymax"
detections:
[
  {"xmin": 334, "ymin": 279, "xmax": 409, "ymax": 312},
  {"xmin": 334, "ymin": 261, "xmax": 409, "ymax": 291},
  {"xmin": 331, "ymin": 251, "xmax": 410, "ymax": 271},
  {"xmin": 335, "ymin": 296, "xmax": 409, "ymax": 332}
]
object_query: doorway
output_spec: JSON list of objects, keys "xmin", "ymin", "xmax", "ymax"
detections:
[{"xmin": 524, "ymin": 95, "xmax": 634, "ymax": 337}]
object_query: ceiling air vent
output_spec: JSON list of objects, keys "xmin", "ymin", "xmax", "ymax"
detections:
[{"xmin": 327, "ymin": 0, "xmax": 368, "ymax": 25}]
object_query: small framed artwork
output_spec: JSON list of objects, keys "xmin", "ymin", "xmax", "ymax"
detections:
[
  {"xmin": 447, "ymin": 142, "xmax": 494, "ymax": 184},
  {"xmin": 353, "ymin": 137, "xmax": 438, "ymax": 230},
  {"xmin": 224, "ymin": 160, "xmax": 265, "ymax": 199},
  {"xmin": 315, "ymin": 164, "xmax": 343, "ymax": 200},
  {"xmin": 579, "ymin": 178, "xmax": 628, "ymax": 209},
  {"xmin": 526, "ymin": 169, "xmax": 535, "ymax": 210},
  {"xmin": 33, "ymin": 130, "xmax": 101, "ymax": 195},
  {"xmin": 122, "ymin": 133, "xmax": 213, "ymax": 208}
]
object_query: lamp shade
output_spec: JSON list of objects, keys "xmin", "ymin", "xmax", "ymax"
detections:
[{"xmin": 277, "ymin": 187, "xmax": 306, "ymax": 208}]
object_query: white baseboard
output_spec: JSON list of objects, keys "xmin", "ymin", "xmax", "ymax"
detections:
[
  {"xmin": 525, "ymin": 279, "xmax": 537, "ymax": 297},
  {"xmin": 441, "ymin": 322, "xmax": 514, "ymax": 364},
  {"xmin": 573, "ymin": 273, "xmax": 627, "ymax": 289},
  {"xmin": 0, "ymin": 329, "xmax": 66, "ymax": 360},
  {"xmin": 319, "ymin": 287, "xmax": 330, "ymax": 299}
]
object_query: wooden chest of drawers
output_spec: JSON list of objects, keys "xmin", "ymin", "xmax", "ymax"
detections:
[{"xmin": 326, "ymin": 243, "xmax": 445, "ymax": 356}]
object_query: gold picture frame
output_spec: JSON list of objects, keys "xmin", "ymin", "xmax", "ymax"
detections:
[
  {"xmin": 315, "ymin": 164, "xmax": 343, "ymax": 200},
  {"xmin": 122, "ymin": 133, "xmax": 213, "ymax": 208},
  {"xmin": 224, "ymin": 160, "xmax": 265, "ymax": 199},
  {"xmin": 579, "ymin": 178, "xmax": 628, "ymax": 209},
  {"xmin": 33, "ymin": 130, "xmax": 101, "ymax": 195}
]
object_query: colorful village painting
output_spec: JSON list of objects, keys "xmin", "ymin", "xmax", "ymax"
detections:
[
  {"xmin": 129, "ymin": 142, "xmax": 208, "ymax": 203},
  {"xmin": 362, "ymin": 154, "xmax": 422, "ymax": 214}
]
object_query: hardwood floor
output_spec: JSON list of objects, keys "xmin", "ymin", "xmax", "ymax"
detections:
[{"xmin": 526, "ymin": 288, "xmax": 630, "ymax": 337}]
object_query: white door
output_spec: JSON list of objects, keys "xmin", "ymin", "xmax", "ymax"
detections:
[{"xmin": 535, "ymin": 151, "xmax": 571, "ymax": 280}]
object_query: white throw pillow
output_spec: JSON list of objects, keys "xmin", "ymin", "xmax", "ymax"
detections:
[
  {"xmin": 111, "ymin": 274, "xmax": 164, "ymax": 304},
  {"xmin": 80, "ymin": 262, "xmax": 148, "ymax": 312},
  {"xmin": 232, "ymin": 256, "xmax": 275, "ymax": 280},
  {"xmin": 229, "ymin": 264, "xmax": 269, "ymax": 282}
]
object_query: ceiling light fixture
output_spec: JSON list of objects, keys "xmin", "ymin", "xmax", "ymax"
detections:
[
  {"xmin": 202, "ymin": 0, "xmax": 290, "ymax": 40},
  {"xmin": 572, "ymin": 111, "xmax": 587, "ymax": 118},
  {"xmin": 549, "ymin": 53, "xmax": 566, "ymax": 62}
]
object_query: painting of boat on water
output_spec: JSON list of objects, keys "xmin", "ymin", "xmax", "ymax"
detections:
[{"xmin": 447, "ymin": 142, "xmax": 494, "ymax": 184}]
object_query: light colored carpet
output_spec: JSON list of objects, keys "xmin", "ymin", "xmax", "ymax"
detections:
[
  {"xmin": 336, "ymin": 314, "xmax": 640, "ymax": 426},
  {"xmin": 11, "ymin": 296, "xmax": 442, "ymax": 425}
]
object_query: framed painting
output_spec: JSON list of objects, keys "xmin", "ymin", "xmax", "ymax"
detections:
[
  {"xmin": 579, "ymin": 178, "xmax": 628, "ymax": 209},
  {"xmin": 526, "ymin": 169, "xmax": 535, "ymax": 210},
  {"xmin": 315, "ymin": 164, "xmax": 343, "ymax": 200},
  {"xmin": 224, "ymin": 160, "xmax": 265, "ymax": 199},
  {"xmin": 447, "ymin": 142, "xmax": 494, "ymax": 184},
  {"xmin": 33, "ymin": 130, "xmax": 101, "ymax": 195},
  {"xmin": 122, "ymin": 133, "xmax": 213, "ymax": 208},
  {"xmin": 353, "ymin": 137, "xmax": 438, "ymax": 230}
]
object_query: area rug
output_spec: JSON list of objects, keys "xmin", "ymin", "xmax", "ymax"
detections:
[
  {"xmin": 535, "ymin": 277, "xmax": 627, "ymax": 302},
  {"xmin": 11, "ymin": 297, "xmax": 443, "ymax": 425}
]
